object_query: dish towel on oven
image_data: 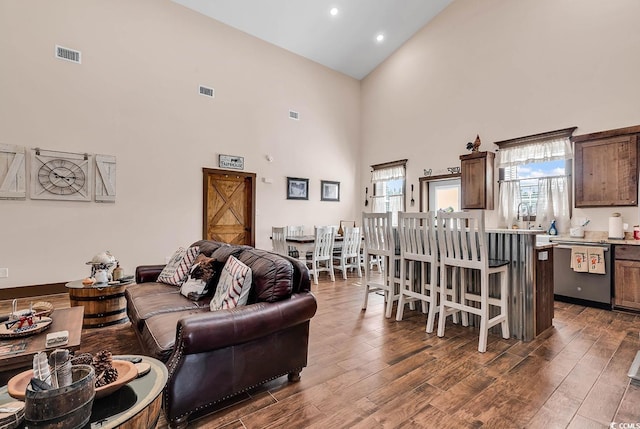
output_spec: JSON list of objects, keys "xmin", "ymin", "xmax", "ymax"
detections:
[
  {"xmin": 587, "ymin": 247, "xmax": 606, "ymax": 274},
  {"xmin": 571, "ymin": 246, "xmax": 589, "ymax": 272}
]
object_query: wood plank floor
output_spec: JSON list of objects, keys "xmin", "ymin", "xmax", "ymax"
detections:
[{"xmin": 2, "ymin": 273, "xmax": 639, "ymax": 428}]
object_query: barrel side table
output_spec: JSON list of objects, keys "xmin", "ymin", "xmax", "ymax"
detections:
[{"xmin": 66, "ymin": 280, "xmax": 132, "ymax": 329}]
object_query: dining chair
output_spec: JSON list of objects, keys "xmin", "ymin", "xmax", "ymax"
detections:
[
  {"xmin": 306, "ymin": 226, "xmax": 336, "ymax": 285},
  {"xmin": 271, "ymin": 227, "xmax": 288, "ymax": 256},
  {"xmin": 333, "ymin": 226, "xmax": 362, "ymax": 280},
  {"xmin": 435, "ymin": 210, "xmax": 510, "ymax": 352},
  {"xmin": 362, "ymin": 212, "xmax": 400, "ymax": 318},
  {"xmin": 395, "ymin": 211, "xmax": 440, "ymax": 333},
  {"xmin": 286, "ymin": 225, "xmax": 305, "ymax": 258}
]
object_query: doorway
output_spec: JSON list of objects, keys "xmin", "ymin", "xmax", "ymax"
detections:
[{"xmin": 202, "ymin": 168, "xmax": 256, "ymax": 246}]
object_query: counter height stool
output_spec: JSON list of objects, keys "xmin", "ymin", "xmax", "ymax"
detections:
[
  {"xmin": 306, "ymin": 226, "xmax": 336, "ymax": 285},
  {"xmin": 436, "ymin": 210, "xmax": 510, "ymax": 352},
  {"xmin": 362, "ymin": 212, "xmax": 400, "ymax": 318},
  {"xmin": 395, "ymin": 211, "xmax": 440, "ymax": 333},
  {"xmin": 334, "ymin": 226, "xmax": 362, "ymax": 280},
  {"xmin": 271, "ymin": 227, "xmax": 288, "ymax": 256}
]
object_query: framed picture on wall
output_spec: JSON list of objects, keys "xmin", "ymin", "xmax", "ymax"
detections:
[
  {"xmin": 287, "ymin": 177, "xmax": 309, "ymax": 200},
  {"xmin": 321, "ymin": 180, "xmax": 340, "ymax": 202}
]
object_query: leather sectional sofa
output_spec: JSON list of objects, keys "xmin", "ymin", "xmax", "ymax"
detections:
[{"xmin": 125, "ymin": 240, "xmax": 317, "ymax": 428}]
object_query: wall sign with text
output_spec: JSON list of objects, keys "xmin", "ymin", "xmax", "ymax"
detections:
[{"xmin": 218, "ymin": 154, "xmax": 244, "ymax": 170}]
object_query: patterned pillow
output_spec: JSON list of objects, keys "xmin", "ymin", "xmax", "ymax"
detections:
[
  {"xmin": 180, "ymin": 257, "xmax": 224, "ymax": 301},
  {"xmin": 157, "ymin": 246, "xmax": 199, "ymax": 286},
  {"xmin": 210, "ymin": 255, "xmax": 252, "ymax": 311}
]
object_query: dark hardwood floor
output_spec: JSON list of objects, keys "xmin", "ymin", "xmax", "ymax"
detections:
[{"xmin": 1, "ymin": 273, "xmax": 639, "ymax": 428}]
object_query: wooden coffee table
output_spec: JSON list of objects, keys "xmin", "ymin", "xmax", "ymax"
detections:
[
  {"xmin": 0, "ymin": 354, "xmax": 168, "ymax": 429},
  {"xmin": 0, "ymin": 306, "xmax": 83, "ymax": 374}
]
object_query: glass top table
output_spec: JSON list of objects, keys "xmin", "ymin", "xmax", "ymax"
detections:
[{"xmin": 0, "ymin": 354, "xmax": 167, "ymax": 429}]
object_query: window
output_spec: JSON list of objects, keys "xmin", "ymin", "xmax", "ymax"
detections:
[
  {"xmin": 420, "ymin": 176, "xmax": 461, "ymax": 212},
  {"xmin": 496, "ymin": 128, "xmax": 575, "ymax": 232},
  {"xmin": 370, "ymin": 159, "xmax": 407, "ymax": 225}
]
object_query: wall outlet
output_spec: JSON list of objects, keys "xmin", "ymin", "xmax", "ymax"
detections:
[{"xmin": 0, "ymin": 268, "xmax": 8, "ymax": 278}]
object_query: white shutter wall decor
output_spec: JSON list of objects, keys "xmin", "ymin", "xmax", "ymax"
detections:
[
  {"xmin": 95, "ymin": 154, "xmax": 116, "ymax": 202},
  {"xmin": 0, "ymin": 143, "xmax": 26, "ymax": 199}
]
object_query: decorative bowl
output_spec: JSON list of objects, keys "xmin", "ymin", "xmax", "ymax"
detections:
[
  {"xmin": 7, "ymin": 360, "xmax": 138, "ymax": 400},
  {"xmin": 31, "ymin": 301, "xmax": 54, "ymax": 317}
]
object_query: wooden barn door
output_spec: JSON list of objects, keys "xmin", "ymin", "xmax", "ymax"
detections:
[{"xmin": 203, "ymin": 168, "xmax": 256, "ymax": 246}]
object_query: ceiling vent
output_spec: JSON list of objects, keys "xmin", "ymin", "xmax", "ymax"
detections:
[
  {"xmin": 199, "ymin": 85, "xmax": 215, "ymax": 98},
  {"xmin": 55, "ymin": 45, "xmax": 81, "ymax": 64},
  {"xmin": 289, "ymin": 110, "xmax": 300, "ymax": 120}
]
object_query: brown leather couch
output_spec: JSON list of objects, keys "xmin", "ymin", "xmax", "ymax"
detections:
[{"xmin": 125, "ymin": 240, "xmax": 317, "ymax": 429}]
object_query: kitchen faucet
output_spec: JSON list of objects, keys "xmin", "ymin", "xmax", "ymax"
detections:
[{"xmin": 517, "ymin": 203, "xmax": 531, "ymax": 228}]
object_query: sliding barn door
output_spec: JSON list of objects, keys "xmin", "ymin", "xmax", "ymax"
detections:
[{"xmin": 203, "ymin": 168, "xmax": 256, "ymax": 246}]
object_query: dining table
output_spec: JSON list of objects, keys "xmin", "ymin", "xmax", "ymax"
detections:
[{"xmin": 284, "ymin": 235, "xmax": 346, "ymax": 255}]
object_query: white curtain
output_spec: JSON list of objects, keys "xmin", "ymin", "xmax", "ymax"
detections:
[
  {"xmin": 536, "ymin": 177, "xmax": 570, "ymax": 233},
  {"xmin": 497, "ymin": 181, "xmax": 521, "ymax": 228},
  {"xmin": 371, "ymin": 166, "xmax": 405, "ymax": 182},
  {"xmin": 497, "ymin": 137, "xmax": 572, "ymax": 167},
  {"xmin": 371, "ymin": 164, "xmax": 405, "ymax": 225}
]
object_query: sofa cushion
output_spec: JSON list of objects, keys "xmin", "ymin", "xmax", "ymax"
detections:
[
  {"xmin": 210, "ymin": 256, "xmax": 252, "ymax": 311},
  {"xmin": 180, "ymin": 258, "xmax": 223, "ymax": 301},
  {"xmin": 127, "ymin": 282, "xmax": 210, "ymax": 331},
  {"xmin": 139, "ymin": 308, "xmax": 208, "ymax": 362},
  {"xmin": 236, "ymin": 248, "xmax": 294, "ymax": 303},
  {"xmin": 157, "ymin": 246, "xmax": 199, "ymax": 286}
]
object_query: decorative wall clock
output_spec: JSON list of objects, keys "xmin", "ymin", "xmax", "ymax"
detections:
[
  {"xmin": 30, "ymin": 148, "xmax": 92, "ymax": 201},
  {"xmin": 95, "ymin": 154, "xmax": 116, "ymax": 202},
  {"xmin": 0, "ymin": 143, "xmax": 26, "ymax": 199}
]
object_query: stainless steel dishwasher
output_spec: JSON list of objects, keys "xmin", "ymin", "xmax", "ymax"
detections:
[{"xmin": 553, "ymin": 241, "xmax": 612, "ymax": 308}]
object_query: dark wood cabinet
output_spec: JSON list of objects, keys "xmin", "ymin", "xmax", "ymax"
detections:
[
  {"xmin": 573, "ymin": 125, "xmax": 640, "ymax": 207},
  {"xmin": 535, "ymin": 247, "xmax": 554, "ymax": 335},
  {"xmin": 460, "ymin": 151, "xmax": 494, "ymax": 210},
  {"xmin": 614, "ymin": 245, "xmax": 640, "ymax": 311}
]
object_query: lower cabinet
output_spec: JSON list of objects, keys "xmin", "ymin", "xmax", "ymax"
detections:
[
  {"xmin": 614, "ymin": 245, "xmax": 640, "ymax": 310},
  {"xmin": 535, "ymin": 248, "xmax": 554, "ymax": 335}
]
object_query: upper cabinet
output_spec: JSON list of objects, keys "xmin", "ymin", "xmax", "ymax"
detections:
[
  {"xmin": 573, "ymin": 125, "xmax": 640, "ymax": 207},
  {"xmin": 460, "ymin": 151, "xmax": 494, "ymax": 210}
]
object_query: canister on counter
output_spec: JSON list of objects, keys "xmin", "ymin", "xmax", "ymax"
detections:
[{"xmin": 634, "ymin": 225, "xmax": 640, "ymax": 240}]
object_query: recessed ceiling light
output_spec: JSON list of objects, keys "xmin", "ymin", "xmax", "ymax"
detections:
[
  {"xmin": 330, "ymin": 7, "xmax": 338, "ymax": 16},
  {"xmin": 376, "ymin": 34, "xmax": 385, "ymax": 42}
]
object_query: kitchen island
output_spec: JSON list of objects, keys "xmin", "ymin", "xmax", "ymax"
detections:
[{"xmin": 484, "ymin": 228, "xmax": 555, "ymax": 341}]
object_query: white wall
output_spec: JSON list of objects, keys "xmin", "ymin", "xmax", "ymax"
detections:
[
  {"xmin": 361, "ymin": 0, "xmax": 640, "ymax": 232},
  {"xmin": 0, "ymin": 0, "xmax": 361, "ymax": 288}
]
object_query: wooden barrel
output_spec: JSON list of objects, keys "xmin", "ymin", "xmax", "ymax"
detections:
[
  {"xmin": 25, "ymin": 365, "xmax": 95, "ymax": 429},
  {"xmin": 68, "ymin": 283, "xmax": 129, "ymax": 329}
]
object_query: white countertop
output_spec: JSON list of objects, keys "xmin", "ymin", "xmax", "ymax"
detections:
[
  {"xmin": 550, "ymin": 231, "xmax": 640, "ymax": 246},
  {"xmin": 487, "ymin": 228, "xmax": 547, "ymax": 235}
]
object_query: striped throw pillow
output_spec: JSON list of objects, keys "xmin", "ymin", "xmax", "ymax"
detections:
[
  {"xmin": 157, "ymin": 246, "xmax": 199, "ymax": 286},
  {"xmin": 210, "ymin": 255, "xmax": 252, "ymax": 311}
]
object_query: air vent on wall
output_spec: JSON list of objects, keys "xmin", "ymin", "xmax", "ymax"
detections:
[
  {"xmin": 289, "ymin": 110, "xmax": 300, "ymax": 120},
  {"xmin": 55, "ymin": 45, "xmax": 81, "ymax": 64},
  {"xmin": 199, "ymin": 85, "xmax": 215, "ymax": 98}
]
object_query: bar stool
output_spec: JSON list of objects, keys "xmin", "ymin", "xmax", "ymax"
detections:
[
  {"xmin": 306, "ymin": 226, "xmax": 335, "ymax": 285},
  {"xmin": 436, "ymin": 210, "xmax": 510, "ymax": 352},
  {"xmin": 271, "ymin": 227, "xmax": 287, "ymax": 256},
  {"xmin": 362, "ymin": 212, "xmax": 400, "ymax": 318},
  {"xmin": 333, "ymin": 226, "xmax": 362, "ymax": 280},
  {"xmin": 395, "ymin": 211, "xmax": 440, "ymax": 333}
]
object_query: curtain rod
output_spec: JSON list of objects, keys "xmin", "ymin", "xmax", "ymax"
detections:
[
  {"xmin": 498, "ymin": 174, "xmax": 571, "ymax": 183},
  {"xmin": 494, "ymin": 127, "xmax": 577, "ymax": 148},
  {"xmin": 370, "ymin": 159, "xmax": 407, "ymax": 171}
]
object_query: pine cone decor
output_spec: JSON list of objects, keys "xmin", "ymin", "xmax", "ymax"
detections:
[
  {"xmin": 92, "ymin": 350, "xmax": 113, "ymax": 374},
  {"xmin": 95, "ymin": 366, "xmax": 119, "ymax": 387},
  {"xmin": 70, "ymin": 352, "xmax": 93, "ymax": 366}
]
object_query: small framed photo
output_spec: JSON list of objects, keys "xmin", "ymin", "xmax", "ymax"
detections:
[
  {"xmin": 287, "ymin": 177, "xmax": 309, "ymax": 200},
  {"xmin": 321, "ymin": 180, "xmax": 340, "ymax": 202}
]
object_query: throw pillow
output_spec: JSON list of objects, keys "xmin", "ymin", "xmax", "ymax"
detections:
[
  {"xmin": 157, "ymin": 246, "xmax": 199, "ymax": 286},
  {"xmin": 210, "ymin": 255, "xmax": 252, "ymax": 311}
]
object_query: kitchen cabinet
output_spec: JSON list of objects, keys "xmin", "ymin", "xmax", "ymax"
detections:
[
  {"xmin": 573, "ymin": 125, "xmax": 640, "ymax": 207},
  {"xmin": 535, "ymin": 247, "xmax": 554, "ymax": 335},
  {"xmin": 460, "ymin": 151, "xmax": 494, "ymax": 210},
  {"xmin": 614, "ymin": 245, "xmax": 640, "ymax": 311}
]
